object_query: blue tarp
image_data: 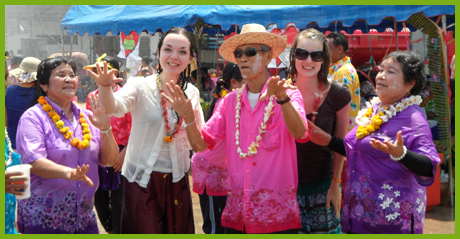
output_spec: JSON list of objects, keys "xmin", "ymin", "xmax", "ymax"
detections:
[{"xmin": 61, "ymin": 5, "xmax": 455, "ymax": 36}]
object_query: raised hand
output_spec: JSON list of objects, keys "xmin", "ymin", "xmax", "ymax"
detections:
[
  {"xmin": 5, "ymin": 171, "xmax": 28, "ymax": 195},
  {"xmin": 64, "ymin": 164, "xmax": 94, "ymax": 187},
  {"xmin": 88, "ymin": 93, "xmax": 111, "ymax": 131},
  {"xmin": 162, "ymin": 80, "xmax": 194, "ymax": 120},
  {"xmin": 259, "ymin": 76, "xmax": 297, "ymax": 101},
  {"xmin": 369, "ymin": 130, "xmax": 405, "ymax": 158},
  {"xmin": 87, "ymin": 61, "xmax": 122, "ymax": 87}
]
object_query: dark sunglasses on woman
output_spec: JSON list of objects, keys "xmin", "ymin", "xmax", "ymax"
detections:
[
  {"xmin": 295, "ymin": 48, "xmax": 325, "ymax": 62},
  {"xmin": 233, "ymin": 48, "xmax": 265, "ymax": 58}
]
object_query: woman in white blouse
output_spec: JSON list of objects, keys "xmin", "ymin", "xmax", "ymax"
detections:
[{"xmin": 88, "ymin": 28, "xmax": 204, "ymax": 234}]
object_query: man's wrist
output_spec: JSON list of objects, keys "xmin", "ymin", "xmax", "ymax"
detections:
[{"xmin": 275, "ymin": 93, "xmax": 290, "ymax": 105}]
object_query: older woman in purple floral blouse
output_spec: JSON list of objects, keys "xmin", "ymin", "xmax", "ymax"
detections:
[{"xmin": 15, "ymin": 57, "xmax": 119, "ymax": 234}]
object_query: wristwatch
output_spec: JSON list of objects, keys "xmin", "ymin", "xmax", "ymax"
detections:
[{"xmin": 276, "ymin": 95, "xmax": 291, "ymax": 105}]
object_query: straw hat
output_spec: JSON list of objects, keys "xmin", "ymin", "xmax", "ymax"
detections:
[
  {"xmin": 9, "ymin": 57, "xmax": 41, "ymax": 83},
  {"xmin": 220, "ymin": 23, "xmax": 287, "ymax": 63},
  {"xmin": 83, "ymin": 53, "xmax": 119, "ymax": 73}
]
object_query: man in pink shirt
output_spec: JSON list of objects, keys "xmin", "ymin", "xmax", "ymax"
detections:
[{"xmin": 163, "ymin": 23, "xmax": 309, "ymax": 234}]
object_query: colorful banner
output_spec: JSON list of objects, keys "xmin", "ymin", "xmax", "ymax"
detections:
[{"xmin": 119, "ymin": 31, "xmax": 140, "ymax": 58}]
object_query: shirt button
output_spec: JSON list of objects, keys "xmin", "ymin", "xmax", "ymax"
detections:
[
  {"xmin": 246, "ymin": 170, "xmax": 249, "ymax": 173},
  {"xmin": 61, "ymin": 112, "xmax": 65, "ymax": 116},
  {"xmin": 250, "ymin": 131, "xmax": 253, "ymax": 134}
]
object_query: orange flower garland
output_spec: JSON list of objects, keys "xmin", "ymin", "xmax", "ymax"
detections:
[
  {"xmin": 156, "ymin": 75, "xmax": 184, "ymax": 142},
  {"xmin": 38, "ymin": 96, "xmax": 91, "ymax": 150}
]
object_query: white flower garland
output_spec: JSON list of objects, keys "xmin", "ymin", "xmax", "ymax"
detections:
[
  {"xmin": 235, "ymin": 87, "xmax": 275, "ymax": 158},
  {"xmin": 355, "ymin": 95, "xmax": 423, "ymax": 128},
  {"xmin": 5, "ymin": 128, "xmax": 14, "ymax": 167}
]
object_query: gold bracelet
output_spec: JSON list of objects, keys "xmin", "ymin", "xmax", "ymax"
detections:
[{"xmin": 332, "ymin": 177, "xmax": 342, "ymax": 183}]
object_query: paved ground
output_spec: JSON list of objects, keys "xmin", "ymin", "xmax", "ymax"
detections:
[{"xmin": 96, "ymin": 173, "xmax": 454, "ymax": 234}]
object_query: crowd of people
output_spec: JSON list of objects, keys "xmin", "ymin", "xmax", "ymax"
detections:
[{"xmin": 5, "ymin": 22, "xmax": 445, "ymax": 234}]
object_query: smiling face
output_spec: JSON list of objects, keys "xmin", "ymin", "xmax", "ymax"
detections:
[
  {"xmin": 295, "ymin": 37, "xmax": 324, "ymax": 80},
  {"xmin": 41, "ymin": 63, "xmax": 77, "ymax": 104},
  {"xmin": 235, "ymin": 44, "xmax": 271, "ymax": 81},
  {"xmin": 375, "ymin": 57, "xmax": 415, "ymax": 105},
  {"xmin": 158, "ymin": 33, "xmax": 192, "ymax": 77}
]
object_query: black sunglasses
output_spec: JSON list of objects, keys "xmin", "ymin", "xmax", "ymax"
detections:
[
  {"xmin": 233, "ymin": 48, "xmax": 264, "ymax": 58},
  {"xmin": 295, "ymin": 48, "xmax": 325, "ymax": 62}
]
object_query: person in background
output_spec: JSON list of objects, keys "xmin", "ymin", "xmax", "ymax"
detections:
[
  {"xmin": 138, "ymin": 56, "xmax": 155, "ymax": 77},
  {"xmin": 191, "ymin": 69, "xmax": 198, "ymax": 87},
  {"xmin": 84, "ymin": 55, "xmax": 132, "ymax": 234},
  {"xmin": 89, "ymin": 27, "xmax": 204, "ymax": 234},
  {"xmin": 326, "ymin": 32, "xmax": 360, "ymax": 131},
  {"xmin": 307, "ymin": 51, "xmax": 440, "ymax": 233},
  {"xmin": 6, "ymin": 55, "xmax": 24, "ymax": 87},
  {"xmin": 191, "ymin": 62, "xmax": 246, "ymax": 234},
  {"xmin": 5, "ymin": 55, "xmax": 28, "ymax": 234},
  {"xmin": 290, "ymin": 29, "xmax": 350, "ymax": 234},
  {"xmin": 326, "ymin": 31, "xmax": 360, "ymax": 206},
  {"xmin": 201, "ymin": 67, "xmax": 216, "ymax": 91},
  {"xmin": 15, "ymin": 57, "xmax": 119, "ymax": 233},
  {"xmin": 6, "ymin": 57, "xmax": 41, "ymax": 150}
]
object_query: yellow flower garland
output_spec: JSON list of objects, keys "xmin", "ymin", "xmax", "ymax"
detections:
[
  {"xmin": 355, "ymin": 95, "xmax": 422, "ymax": 139},
  {"xmin": 38, "ymin": 96, "xmax": 91, "ymax": 150},
  {"xmin": 356, "ymin": 108, "xmax": 385, "ymax": 139}
]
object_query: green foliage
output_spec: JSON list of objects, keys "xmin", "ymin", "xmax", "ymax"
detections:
[{"xmin": 200, "ymin": 98, "xmax": 211, "ymax": 119}]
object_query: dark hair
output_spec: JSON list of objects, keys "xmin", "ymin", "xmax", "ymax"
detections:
[
  {"xmin": 191, "ymin": 69, "xmax": 197, "ymax": 79},
  {"xmin": 289, "ymin": 28, "xmax": 330, "ymax": 85},
  {"xmin": 382, "ymin": 51, "xmax": 426, "ymax": 96},
  {"xmin": 200, "ymin": 67, "xmax": 209, "ymax": 75},
  {"xmin": 102, "ymin": 56, "xmax": 121, "ymax": 85},
  {"xmin": 326, "ymin": 32, "xmax": 348, "ymax": 52},
  {"xmin": 205, "ymin": 62, "xmax": 243, "ymax": 121},
  {"xmin": 157, "ymin": 27, "xmax": 194, "ymax": 122},
  {"xmin": 9, "ymin": 55, "xmax": 24, "ymax": 66},
  {"xmin": 33, "ymin": 56, "xmax": 77, "ymax": 105},
  {"xmin": 101, "ymin": 56, "xmax": 120, "ymax": 71},
  {"xmin": 142, "ymin": 56, "xmax": 153, "ymax": 65}
]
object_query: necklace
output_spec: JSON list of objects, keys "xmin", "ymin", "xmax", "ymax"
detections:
[
  {"xmin": 355, "ymin": 95, "xmax": 423, "ymax": 139},
  {"xmin": 156, "ymin": 75, "xmax": 184, "ymax": 142},
  {"xmin": 235, "ymin": 86, "xmax": 275, "ymax": 159},
  {"xmin": 38, "ymin": 96, "xmax": 91, "ymax": 149},
  {"xmin": 311, "ymin": 82, "xmax": 324, "ymax": 124},
  {"xmin": 5, "ymin": 128, "xmax": 13, "ymax": 167}
]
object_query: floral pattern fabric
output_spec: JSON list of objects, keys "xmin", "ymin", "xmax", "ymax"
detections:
[
  {"xmin": 5, "ymin": 139, "xmax": 22, "ymax": 234},
  {"xmin": 200, "ymin": 81, "xmax": 306, "ymax": 233},
  {"xmin": 192, "ymin": 97, "xmax": 229, "ymax": 196},
  {"xmin": 16, "ymin": 99, "xmax": 101, "ymax": 233},
  {"xmin": 329, "ymin": 56, "xmax": 360, "ymax": 131},
  {"xmin": 342, "ymin": 103, "xmax": 440, "ymax": 234}
]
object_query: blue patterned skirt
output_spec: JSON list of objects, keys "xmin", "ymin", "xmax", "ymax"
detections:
[{"xmin": 297, "ymin": 178, "xmax": 342, "ymax": 234}]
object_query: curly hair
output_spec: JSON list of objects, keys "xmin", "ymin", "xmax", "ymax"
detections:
[
  {"xmin": 382, "ymin": 51, "xmax": 426, "ymax": 96},
  {"xmin": 289, "ymin": 28, "xmax": 330, "ymax": 85}
]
